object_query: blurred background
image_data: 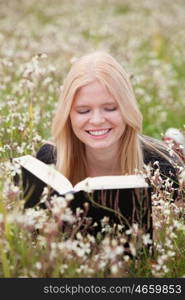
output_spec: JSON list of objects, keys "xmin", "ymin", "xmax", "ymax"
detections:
[
  {"xmin": 0, "ymin": 0, "xmax": 185, "ymax": 157},
  {"xmin": 0, "ymin": 0, "xmax": 184, "ymax": 279}
]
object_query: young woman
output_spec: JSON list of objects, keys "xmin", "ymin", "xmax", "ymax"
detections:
[{"xmin": 22, "ymin": 52, "xmax": 184, "ymax": 224}]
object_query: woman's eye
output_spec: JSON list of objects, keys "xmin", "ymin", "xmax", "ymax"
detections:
[
  {"xmin": 76, "ymin": 107, "xmax": 117, "ymax": 113},
  {"xmin": 105, "ymin": 107, "xmax": 117, "ymax": 111},
  {"xmin": 77, "ymin": 110, "xmax": 90, "ymax": 114}
]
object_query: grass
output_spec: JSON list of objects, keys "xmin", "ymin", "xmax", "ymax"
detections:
[{"xmin": 0, "ymin": 0, "xmax": 184, "ymax": 278}]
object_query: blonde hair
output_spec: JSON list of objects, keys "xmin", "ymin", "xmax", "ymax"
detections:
[{"xmin": 51, "ymin": 52, "xmax": 182, "ymax": 185}]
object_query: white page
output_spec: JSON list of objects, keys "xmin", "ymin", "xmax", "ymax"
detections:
[
  {"xmin": 14, "ymin": 155, "xmax": 73, "ymax": 195},
  {"xmin": 74, "ymin": 174, "xmax": 148, "ymax": 192}
]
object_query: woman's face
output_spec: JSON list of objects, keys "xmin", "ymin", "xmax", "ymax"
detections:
[{"xmin": 70, "ymin": 80, "xmax": 126, "ymax": 151}]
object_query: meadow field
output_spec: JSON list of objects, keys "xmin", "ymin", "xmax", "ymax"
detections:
[{"xmin": 0, "ymin": 0, "xmax": 184, "ymax": 277}]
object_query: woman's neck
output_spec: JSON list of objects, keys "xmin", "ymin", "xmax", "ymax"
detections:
[{"xmin": 85, "ymin": 146, "xmax": 121, "ymax": 177}]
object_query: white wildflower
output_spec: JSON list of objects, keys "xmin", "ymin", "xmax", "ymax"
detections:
[
  {"xmin": 65, "ymin": 193, "xmax": 74, "ymax": 201},
  {"xmin": 61, "ymin": 208, "xmax": 76, "ymax": 224},
  {"xmin": 115, "ymin": 246, "xmax": 124, "ymax": 255},
  {"xmin": 124, "ymin": 255, "xmax": 130, "ymax": 262},
  {"xmin": 37, "ymin": 236, "xmax": 47, "ymax": 247},
  {"xmin": 76, "ymin": 232, "xmax": 83, "ymax": 240},
  {"xmin": 125, "ymin": 228, "xmax": 132, "ymax": 235},
  {"xmin": 132, "ymin": 223, "xmax": 139, "ymax": 234},
  {"xmin": 167, "ymin": 250, "xmax": 175, "ymax": 257},
  {"xmin": 142, "ymin": 233, "xmax": 153, "ymax": 245},
  {"xmin": 60, "ymin": 264, "xmax": 68, "ymax": 274},
  {"xmin": 162, "ymin": 265, "xmax": 169, "ymax": 273},
  {"xmin": 111, "ymin": 239, "xmax": 117, "ymax": 247},
  {"xmin": 87, "ymin": 234, "xmax": 95, "ymax": 243},
  {"xmin": 129, "ymin": 243, "xmax": 136, "ymax": 256},
  {"xmin": 35, "ymin": 262, "xmax": 42, "ymax": 270},
  {"xmin": 111, "ymin": 264, "xmax": 119, "ymax": 274}
]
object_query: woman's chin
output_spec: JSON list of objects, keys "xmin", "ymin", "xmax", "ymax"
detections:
[{"xmin": 85, "ymin": 141, "xmax": 113, "ymax": 151}]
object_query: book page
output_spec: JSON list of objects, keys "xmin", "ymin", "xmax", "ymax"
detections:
[
  {"xmin": 14, "ymin": 155, "xmax": 73, "ymax": 195},
  {"xmin": 74, "ymin": 175, "xmax": 148, "ymax": 192}
]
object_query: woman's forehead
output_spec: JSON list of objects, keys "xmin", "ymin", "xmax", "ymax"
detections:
[{"xmin": 73, "ymin": 80, "xmax": 115, "ymax": 105}]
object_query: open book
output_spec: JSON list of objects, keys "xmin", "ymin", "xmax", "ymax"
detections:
[
  {"xmin": 14, "ymin": 155, "xmax": 153, "ymax": 242},
  {"xmin": 14, "ymin": 155, "xmax": 149, "ymax": 194}
]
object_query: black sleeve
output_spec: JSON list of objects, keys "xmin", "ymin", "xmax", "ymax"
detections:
[{"xmin": 20, "ymin": 144, "xmax": 56, "ymax": 208}]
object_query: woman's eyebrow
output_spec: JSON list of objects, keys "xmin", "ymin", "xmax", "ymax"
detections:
[
  {"xmin": 75, "ymin": 102, "xmax": 116, "ymax": 107},
  {"xmin": 103, "ymin": 102, "xmax": 117, "ymax": 105},
  {"xmin": 75, "ymin": 105, "xmax": 89, "ymax": 108}
]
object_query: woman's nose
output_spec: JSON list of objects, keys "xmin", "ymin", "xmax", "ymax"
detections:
[{"xmin": 89, "ymin": 110, "xmax": 105, "ymax": 125}]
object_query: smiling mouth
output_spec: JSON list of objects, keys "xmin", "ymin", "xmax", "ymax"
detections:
[{"xmin": 86, "ymin": 129, "xmax": 112, "ymax": 136}]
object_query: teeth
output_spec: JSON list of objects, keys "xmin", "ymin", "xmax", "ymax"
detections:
[{"xmin": 88, "ymin": 129, "xmax": 110, "ymax": 136}]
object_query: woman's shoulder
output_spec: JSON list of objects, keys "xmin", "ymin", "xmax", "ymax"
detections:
[
  {"xmin": 36, "ymin": 141, "xmax": 56, "ymax": 164},
  {"xmin": 142, "ymin": 143, "xmax": 168, "ymax": 165},
  {"xmin": 141, "ymin": 135, "xmax": 181, "ymax": 167},
  {"xmin": 142, "ymin": 137, "xmax": 173, "ymax": 168},
  {"xmin": 141, "ymin": 136, "xmax": 179, "ymax": 183}
]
